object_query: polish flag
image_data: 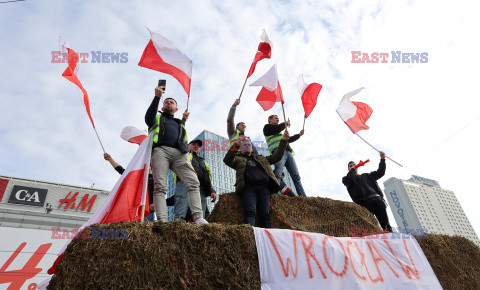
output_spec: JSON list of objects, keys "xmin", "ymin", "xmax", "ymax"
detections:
[
  {"xmin": 61, "ymin": 42, "xmax": 96, "ymax": 128},
  {"xmin": 43, "ymin": 133, "xmax": 153, "ymax": 281},
  {"xmin": 247, "ymin": 29, "xmax": 273, "ymax": 78},
  {"xmin": 297, "ymin": 74, "xmax": 322, "ymax": 118},
  {"xmin": 250, "ymin": 64, "xmax": 284, "ymax": 111},
  {"xmin": 336, "ymin": 87, "xmax": 373, "ymax": 133},
  {"xmin": 138, "ymin": 28, "xmax": 193, "ymax": 96},
  {"xmin": 121, "ymin": 126, "xmax": 147, "ymax": 145}
]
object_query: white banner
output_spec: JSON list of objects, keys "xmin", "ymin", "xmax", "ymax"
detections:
[
  {"xmin": 253, "ymin": 228, "xmax": 441, "ymax": 290},
  {"xmin": 0, "ymin": 227, "xmax": 67, "ymax": 290}
]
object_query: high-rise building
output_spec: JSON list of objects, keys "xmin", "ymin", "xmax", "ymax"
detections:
[
  {"xmin": 383, "ymin": 175, "xmax": 480, "ymax": 247},
  {"xmin": 165, "ymin": 130, "xmax": 294, "ymax": 220}
]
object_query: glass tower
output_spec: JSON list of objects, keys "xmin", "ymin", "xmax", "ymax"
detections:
[{"xmin": 166, "ymin": 130, "xmax": 294, "ymax": 220}]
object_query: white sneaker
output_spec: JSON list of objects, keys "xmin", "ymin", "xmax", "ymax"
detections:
[{"xmin": 194, "ymin": 218, "xmax": 209, "ymax": 224}]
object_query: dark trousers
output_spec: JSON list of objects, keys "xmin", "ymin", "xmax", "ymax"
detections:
[
  {"xmin": 242, "ymin": 184, "xmax": 271, "ymax": 228},
  {"xmin": 359, "ymin": 197, "xmax": 392, "ymax": 232}
]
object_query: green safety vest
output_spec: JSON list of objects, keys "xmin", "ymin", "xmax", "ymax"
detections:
[
  {"xmin": 148, "ymin": 114, "xmax": 188, "ymax": 145},
  {"xmin": 265, "ymin": 132, "xmax": 295, "ymax": 155},
  {"xmin": 173, "ymin": 152, "xmax": 212, "ymax": 184},
  {"xmin": 229, "ymin": 130, "xmax": 242, "ymax": 146}
]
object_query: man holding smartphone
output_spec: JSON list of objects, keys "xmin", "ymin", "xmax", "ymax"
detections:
[{"xmin": 145, "ymin": 81, "xmax": 207, "ymax": 224}]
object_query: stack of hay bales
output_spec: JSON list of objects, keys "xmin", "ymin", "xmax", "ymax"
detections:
[
  {"xmin": 208, "ymin": 193, "xmax": 382, "ymax": 236},
  {"xmin": 48, "ymin": 194, "xmax": 480, "ymax": 289}
]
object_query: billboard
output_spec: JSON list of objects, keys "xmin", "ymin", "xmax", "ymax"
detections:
[
  {"xmin": 0, "ymin": 176, "xmax": 108, "ymax": 218},
  {"xmin": 0, "ymin": 227, "xmax": 65, "ymax": 289}
]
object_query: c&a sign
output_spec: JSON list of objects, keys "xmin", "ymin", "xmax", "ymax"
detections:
[{"xmin": 8, "ymin": 185, "xmax": 47, "ymax": 207}]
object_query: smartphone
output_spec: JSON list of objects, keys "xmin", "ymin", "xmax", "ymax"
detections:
[{"xmin": 158, "ymin": 79, "xmax": 166, "ymax": 88}]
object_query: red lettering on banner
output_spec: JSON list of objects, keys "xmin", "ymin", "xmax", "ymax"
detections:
[
  {"xmin": 76, "ymin": 194, "xmax": 97, "ymax": 212},
  {"xmin": 0, "ymin": 242, "xmax": 52, "ymax": 289},
  {"xmin": 367, "ymin": 241, "xmax": 399, "ymax": 282},
  {"xmin": 296, "ymin": 232, "xmax": 327, "ymax": 279},
  {"xmin": 384, "ymin": 240, "xmax": 420, "ymax": 280},
  {"xmin": 346, "ymin": 241, "xmax": 367, "ymax": 281},
  {"xmin": 322, "ymin": 236, "xmax": 349, "ymax": 277},
  {"xmin": 265, "ymin": 230, "xmax": 299, "ymax": 278}
]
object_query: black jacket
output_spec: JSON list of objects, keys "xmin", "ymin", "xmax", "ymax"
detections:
[
  {"xmin": 185, "ymin": 152, "xmax": 216, "ymax": 197},
  {"xmin": 145, "ymin": 97, "xmax": 189, "ymax": 154},
  {"xmin": 342, "ymin": 159, "xmax": 386, "ymax": 204},
  {"xmin": 263, "ymin": 122, "xmax": 300, "ymax": 152}
]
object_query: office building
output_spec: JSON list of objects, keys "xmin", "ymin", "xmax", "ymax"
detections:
[{"xmin": 383, "ymin": 175, "xmax": 480, "ymax": 247}]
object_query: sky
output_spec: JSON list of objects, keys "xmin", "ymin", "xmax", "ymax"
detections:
[{"xmin": 0, "ymin": 0, "xmax": 479, "ymax": 236}]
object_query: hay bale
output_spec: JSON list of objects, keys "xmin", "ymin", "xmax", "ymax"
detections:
[
  {"xmin": 208, "ymin": 193, "xmax": 381, "ymax": 236},
  {"xmin": 417, "ymin": 234, "xmax": 480, "ymax": 289},
  {"xmin": 49, "ymin": 193, "xmax": 480, "ymax": 289},
  {"xmin": 48, "ymin": 222, "xmax": 260, "ymax": 289}
]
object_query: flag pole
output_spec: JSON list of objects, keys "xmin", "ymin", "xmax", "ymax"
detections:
[
  {"xmin": 355, "ymin": 133, "xmax": 403, "ymax": 167},
  {"xmin": 281, "ymin": 103, "xmax": 288, "ymax": 133},
  {"xmin": 140, "ymin": 205, "xmax": 145, "ymax": 221},
  {"xmin": 302, "ymin": 116, "xmax": 306, "ymax": 131},
  {"xmin": 238, "ymin": 44, "xmax": 259, "ymax": 100},
  {"xmin": 186, "ymin": 77, "xmax": 192, "ymax": 111},
  {"xmin": 93, "ymin": 127, "xmax": 106, "ymax": 154},
  {"xmin": 237, "ymin": 76, "xmax": 249, "ymax": 101}
]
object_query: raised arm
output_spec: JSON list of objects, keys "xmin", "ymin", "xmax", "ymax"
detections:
[
  {"xmin": 227, "ymin": 99, "xmax": 240, "ymax": 138},
  {"xmin": 370, "ymin": 152, "xmax": 386, "ymax": 180},
  {"xmin": 145, "ymin": 86, "xmax": 164, "ymax": 128},
  {"xmin": 223, "ymin": 142, "xmax": 239, "ymax": 169}
]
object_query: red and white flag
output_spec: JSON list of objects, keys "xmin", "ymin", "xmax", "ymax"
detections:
[
  {"xmin": 247, "ymin": 29, "xmax": 273, "ymax": 78},
  {"xmin": 250, "ymin": 64, "xmax": 284, "ymax": 111},
  {"xmin": 61, "ymin": 42, "xmax": 96, "ymax": 128},
  {"xmin": 44, "ymin": 133, "xmax": 153, "ymax": 280},
  {"xmin": 336, "ymin": 87, "xmax": 373, "ymax": 133},
  {"xmin": 138, "ymin": 28, "xmax": 193, "ymax": 96},
  {"xmin": 297, "ymin": 74, "xmax": 322, "ymax": 118},
  {"xmin": 121, "ymin": 126, "xmax": 147, "ymax": 145}
]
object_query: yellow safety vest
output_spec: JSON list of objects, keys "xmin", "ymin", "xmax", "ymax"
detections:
[{"xmin": 173, "ymin": 153, "xmax": 212, "ymax": 184}]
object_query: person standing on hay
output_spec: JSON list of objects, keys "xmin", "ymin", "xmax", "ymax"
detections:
[
  {"xmin": 223, "ymin": 131, "xmax": 289, "ymax": 228},
  {"xmin": 145, "ymin": 85, "xmax": 207, "ymax": 224},
  {"xmin": 263, "ymin": 115, "xmax": 305, "ymax": 197},
  {"xmin": 227, "ymin": 98, "xmax": 258, "ymax": 153},
  {"xmin": 173, "ymin": 139, "xmax": 217, "ymax": 220},
  {"xmin": 342, "ymin": 151, "xmax": 392, "ymax": 232}
]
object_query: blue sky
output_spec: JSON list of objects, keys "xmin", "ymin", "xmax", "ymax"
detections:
[{"xmin": 1, "ymin": 0, "xmax": 479, "ymax": 235}]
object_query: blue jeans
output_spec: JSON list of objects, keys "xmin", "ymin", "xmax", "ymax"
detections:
[
  {"xmin": 174, "ymin": 183, "xmax": 188, "ymax": 219},
  {"xmin": 145, "ymin": 212, "xmax": 155, "ymax": 221},
  {"xmin": 272, "ymin": 149, "xmax": 306, "ymax": 196},
  {"xmin": 175, "ymin": 183, "xmax": 208, "ymax": 219},
  {"xmin": 242, "ymin": 184, "xmax": 271, "ymax": 228}
]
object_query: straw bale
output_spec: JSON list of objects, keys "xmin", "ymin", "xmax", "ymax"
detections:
[
  {"xmin": 49, "ymin": 193, "xmax": 480, "ymax": 289},
  {"xmin": 208, "ymin": 193, "xmax": 382, "ymax": 236}
]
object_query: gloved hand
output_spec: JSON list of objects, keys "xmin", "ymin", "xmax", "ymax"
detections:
[{"xmin": 355, "ymin": 159, "xmax": 370, "ymax": 169}]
